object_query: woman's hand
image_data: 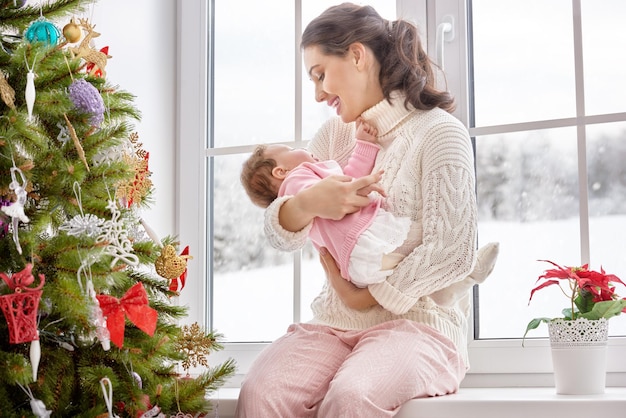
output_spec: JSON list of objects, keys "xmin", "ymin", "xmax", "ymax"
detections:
[
  {"xmin": 279, "ymin": 171, "xmax": 385, "ymax": 232},
  {"xmin": 319, "ymin": 247, "xmax": 378, "ymax": 310}
]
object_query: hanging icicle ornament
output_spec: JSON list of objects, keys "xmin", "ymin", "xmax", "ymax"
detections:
[
  {"xmin": 68, "ymin": 78, "xmax": 105, "ymax": 127},
  {"xmin": 0, "ymin": 264, "xmax": 45, "ymax": 382},
  {"xmin": 1, "ymin": 164, "xmax": 30, "ymax": 254},
  {"xmin": 24, "ymin": 53, "xmax": 37, "ymax": 121},
  {"xmin": 24, "ymin": 16, "xmax": 60, "ymax": 46}
]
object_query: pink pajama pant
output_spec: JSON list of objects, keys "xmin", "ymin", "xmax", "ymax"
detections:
[{"xmin": 234, "ymin": 319, "xmax": 466, "ymax": 418}]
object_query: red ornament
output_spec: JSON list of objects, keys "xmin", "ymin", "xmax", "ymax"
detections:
[
  {"xmin": 96, "ymin": 282, "xmax": 158, "ymax": 348},
  {"xmin": 86, "ymin": 46, "xmax": 109, "ymax": 78},
  {"xmin": 169, "ymin": 246, "xmax": 190, "ymax": 293},
  {"xmin": 0, "ymin": 264, "xmax": 45, "ymax": 344}
]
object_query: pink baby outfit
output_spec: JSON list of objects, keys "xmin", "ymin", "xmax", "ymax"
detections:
[{"xmin": 278, "ymin": 140, "xmax": 413, "ymax": 286}]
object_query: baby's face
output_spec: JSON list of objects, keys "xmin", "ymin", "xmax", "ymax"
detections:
[{"xmin": 265, "ymin": 144, "xmax": 317, "ymax": 171}]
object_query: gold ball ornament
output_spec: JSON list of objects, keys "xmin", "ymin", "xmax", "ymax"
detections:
[
  {"xmin": 155, "ymin": 245, "xmax": 192, "ymax": 280},
  {"xmin": 63, "ymin": 21, "xmax": 82, "ymax": 43}
]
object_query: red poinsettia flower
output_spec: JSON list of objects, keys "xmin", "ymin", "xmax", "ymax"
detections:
[{"xmin": 524, "ymin": 260, "xmax": 626, "ymax": 341}]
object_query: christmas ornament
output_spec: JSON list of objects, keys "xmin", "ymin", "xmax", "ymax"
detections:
[
  {"xmin": 169, "ymin": 246, "xmax": 190, "ymax": 293},
  {"xmin": 25, "ymin": 54, "xmax": 37, "ymax": 121},
  {"xmin": 86, "ymin": 46, "xmax": 110, "ymax": 78},
  {"xmin": 59, "ymin": 182, "xmax": 105, "ymax": 237},
  {"xmin": 96, "ymin": 282, "xmax": 158, "ymax": 348},
  {"xmin": 99, "ymin": 377, "xmax": 121, "ymax": 418},
  {"xmin": 155, "ymin": 245, "xmax": 192, "ymax": 281},
  {"xmin": 9, "ymin": 0, "xmax": 27, "ymax": 8},
  {"xmin": 175, "ymin": 322, "xmax": 215, "ymax": 373},
  {"xmin": 0, "ymin": 264, "xmax": 45, "ymax": 381},
  {"xmin": 1, "ymin": 165, "xmax": 30, "ymax": 254},
  {"xmin": 115, "ymin": 133, "xmax": 152, "ymax": 208},
  {"xmin": 17, "ymin": 383, "xmax": 51, "ymax": 418},
  {"xmin": 96, "ymin": 198, "xmax": 139, "ymax": 268},
  {"xmin": 139, "ymin": 405, "xmax": 165, "ymax": 418},
  {"xmin": 30, "ymin": 331, "xmax": 40, "ymax": 380},
  {"xmin": 0, "ymin": 71, "xmax": 16, "ymax": 109},
  {"xmin": 68, "ymin": 18, "xmax": 111, "ymax": 78},
  {"xmin": 62, "ymin": 18, "xmax": 82, "ymax": 43},
  {"xmin": 77, "ymin": 253, "xmax": 111, "ymax": 351},
  {"xmin": 25, "ymin": 16, "xmax": 60, "ymax": 46},
  {"xmin": 56, "ymin": 121, "xmax": 71, "ymax": 144},
  {"xmin": 62, "ymin": 113, "xmax": 90, "ymax": 171},
  {"xmin": 68, "ymin": 79, "xmax": 105, "ymax": 127}
]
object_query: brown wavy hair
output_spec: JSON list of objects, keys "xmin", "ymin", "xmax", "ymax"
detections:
[
  {"xmin": 301, "ymin": 2, "xmax": 455, "ymax": 113},
  {"xmin": 240, "ymin": 145, "xmax": 280, "ymax": 208}
]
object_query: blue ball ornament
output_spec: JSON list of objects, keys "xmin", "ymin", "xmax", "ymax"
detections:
[{"xmin": 25, "ymin": 18, "xmax": 61, "ymax": 46}]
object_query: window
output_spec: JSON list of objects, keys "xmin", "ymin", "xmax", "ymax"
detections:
[{"xmin": 178, "ymin": 0, "xmax": 626, "ymax": 384}]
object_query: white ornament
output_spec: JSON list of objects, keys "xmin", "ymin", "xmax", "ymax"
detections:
[
  {"xmin": 17, "ymin": 383, "xmax": 51, "ymax": 418},
  {"xmin": 30, "ymin": 335, "xmax": 41, "ymax": 382},
  {"xmin": 30, "ymin": 399, "xmax": 51, "ymax": 418},
  {"xmin": 100, "ymin": 377, "xmax": 121, "ymax": 418},
  {"xmin": 59, "ymin": 182, "xmax": 105, "ymax": 237},
  {"xmin": 56, "ymin": 121, "xmax": 70, "ymax": 144},
  {"xmin": 1, "ymin": 165, "xmax": 29, "ymax": 254},
  {"xmin": 24, "ymin": 54, "xmax": 37, "ymax": 121},
  {"xmin": 96, "ymin": 199, "xmax": 139, "ymax": 268}
]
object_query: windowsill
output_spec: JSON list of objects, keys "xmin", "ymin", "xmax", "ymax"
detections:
[{"xmin": 209, "ymin": 387, "xmax": 626, "ymax": 418}]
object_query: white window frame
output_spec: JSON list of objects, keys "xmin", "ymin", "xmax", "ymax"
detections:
[{"xmin": 176, "ymin": 0, "xmax": 626, "ymax": 386}]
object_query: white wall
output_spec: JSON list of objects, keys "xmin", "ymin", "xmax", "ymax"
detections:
[{"xmin": 93, "ymin": 0, "xmax": 177, "ymax": 240}]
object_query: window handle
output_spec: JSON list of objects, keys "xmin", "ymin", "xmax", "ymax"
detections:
[{"xmin": 436, "ymin": 15, "xmax": 455, "ymax": 70}]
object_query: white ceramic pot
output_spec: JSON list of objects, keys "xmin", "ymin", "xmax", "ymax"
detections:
[{"xmin": 548, "ymin": 318, "xmax": 608, "ymax": 395}]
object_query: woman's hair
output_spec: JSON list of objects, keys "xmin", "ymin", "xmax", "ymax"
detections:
[
  {"xmin": 240, "ymin": 145, "xmax": 280, "ymax": 208},
  {"xmin": 301, "ymin": 2, "xmax": 455, "ymax": 113}
]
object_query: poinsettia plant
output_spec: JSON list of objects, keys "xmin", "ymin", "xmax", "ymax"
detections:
[{"xmin": 524, "ymin": 260, "xmax": 626, "ymax": 340}]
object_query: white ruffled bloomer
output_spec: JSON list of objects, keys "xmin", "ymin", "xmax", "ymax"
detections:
[{"xmin": 348, "ymin": 208, "xmax": 413, "ymax": 288}]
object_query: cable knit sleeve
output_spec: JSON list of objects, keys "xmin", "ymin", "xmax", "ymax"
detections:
[{"xmin": 369, "ymin": 114, "xmax": 477, "ymax": 315}]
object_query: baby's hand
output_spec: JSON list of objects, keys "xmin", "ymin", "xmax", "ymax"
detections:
[{"xmin": 355, "ymin": 118, "xmax": 378, "ymax": 144}]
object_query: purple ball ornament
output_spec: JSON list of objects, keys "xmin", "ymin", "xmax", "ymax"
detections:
[{"xmin": 68, "ymin": 78, "xmax": 105, "ymax": 127}]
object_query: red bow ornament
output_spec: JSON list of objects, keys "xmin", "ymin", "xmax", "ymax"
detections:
[{"xmin": 96, "ymin": 283, "xmax": 157, "ymax": 348}]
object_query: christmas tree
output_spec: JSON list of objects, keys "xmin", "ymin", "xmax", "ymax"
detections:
[{"xmin": 0, "ymin": 0, "xmax": 235, "ymax": 416}]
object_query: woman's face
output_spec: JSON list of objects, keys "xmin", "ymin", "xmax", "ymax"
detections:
[{"xmin": 303, "ymin": 44, "xmax": 383, "ymax": 123}]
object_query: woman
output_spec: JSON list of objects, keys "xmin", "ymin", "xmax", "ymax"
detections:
[{"xmin": 235, "ymin": 3, "xmax": 477, "ymax": 417}]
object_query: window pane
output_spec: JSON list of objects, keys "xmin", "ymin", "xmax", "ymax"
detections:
[
  {"xmin": 212, "ymin": 154, "xmax": 293, "ymax": 342},
  {"xmin": 581, "ymin": 1, "xmax": 626, "ymax": 116},
  {"xmin": 587, "ymin": 122, "xmax": 626, "ymax": 336},
  {"xmin": 475, "ymin": 128, "xmax": 581, "ymax": 339},
  {"xmin": 471, "ymin": 0, "xmax": 575, "ymax": 126},
  {"xmin": 213, "ymin": 1, "xmax": 295, "ymax": 148}
]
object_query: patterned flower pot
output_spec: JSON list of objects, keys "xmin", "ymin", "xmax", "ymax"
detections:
[{"xmin": 548, "ymin": 317, "xmax": 608, "ymax": 395}]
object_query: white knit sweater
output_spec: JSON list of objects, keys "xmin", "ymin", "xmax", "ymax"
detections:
[{"xmin": 264, "ymin": 93, "xmax": 477, "ymax": 367}]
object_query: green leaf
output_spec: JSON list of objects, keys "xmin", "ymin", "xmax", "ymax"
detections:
[
  {"xmin": 561, "ymin": 308, "xmax": 575, "ymax": 320},
  {"xmin": 574, "ymin": 291, "xmax": 595, "ymax": 314},
  {"xmin": 579, "ymin": 300, "xmax": 626, "ymax": 320},
  {"xmin": 522, "ymin": 317, "xmax": 552, "ymax": 346}
]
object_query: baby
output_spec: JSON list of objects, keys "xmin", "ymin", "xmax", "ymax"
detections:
[{"xmin": 241, "ymin": 120, "xmax": 498, "ymax": 304}]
